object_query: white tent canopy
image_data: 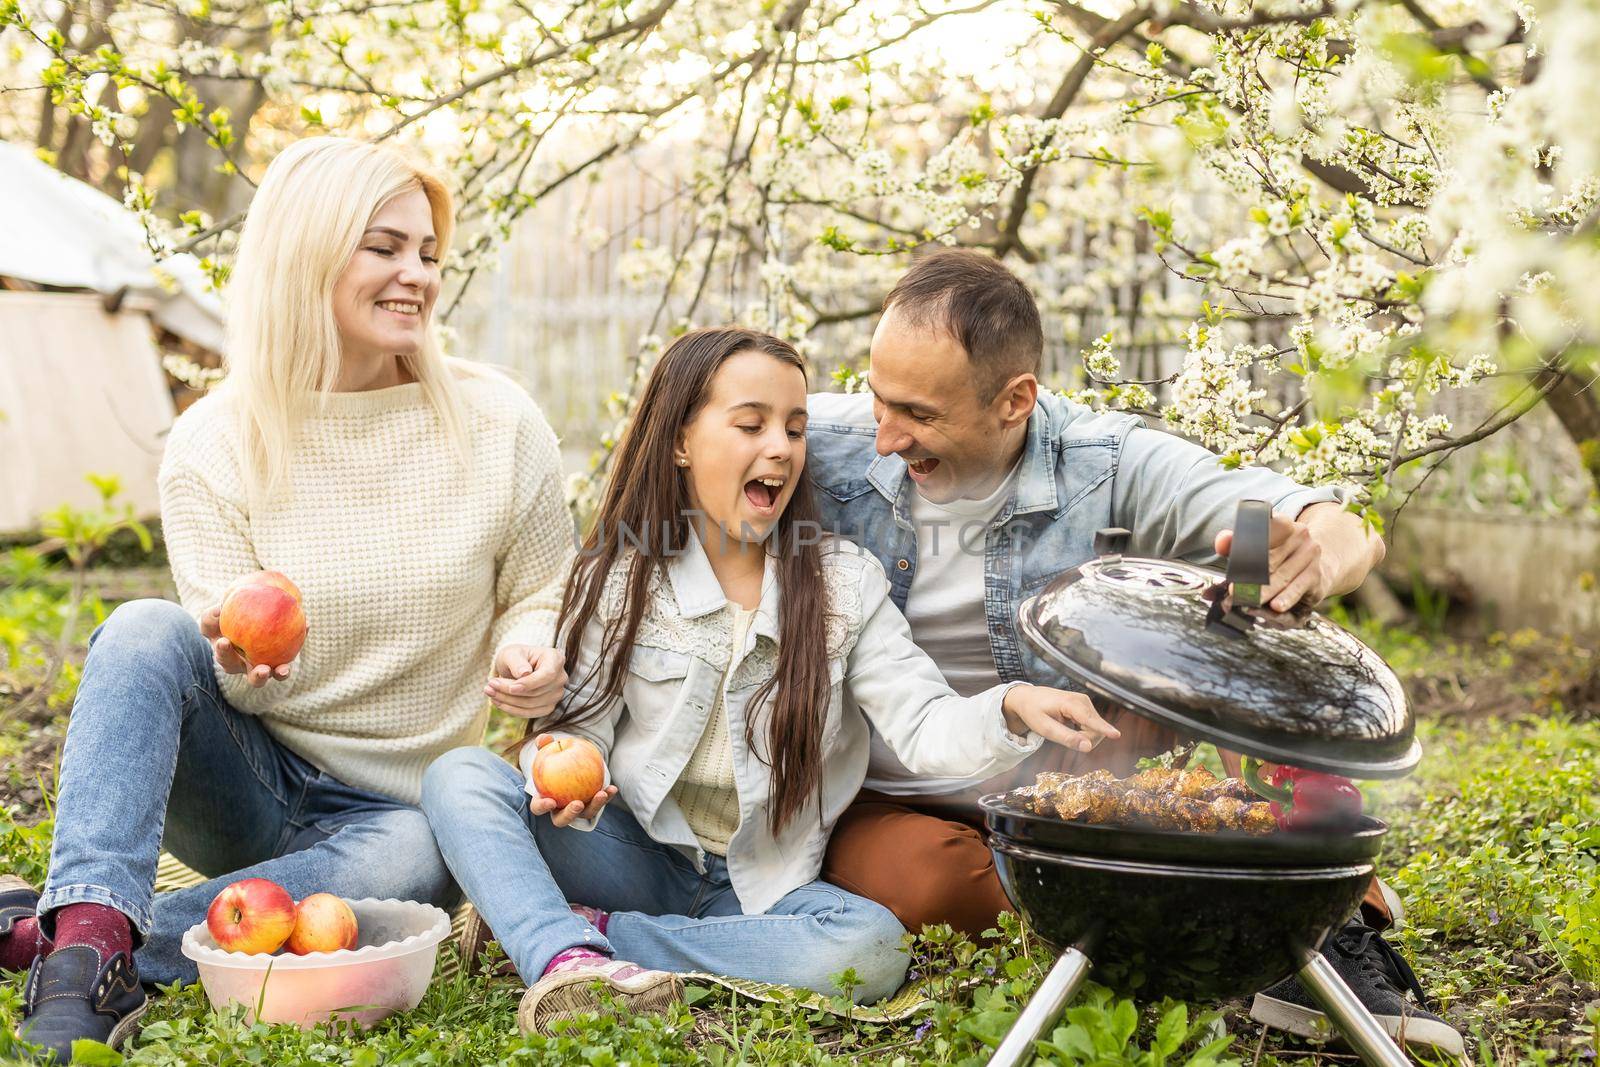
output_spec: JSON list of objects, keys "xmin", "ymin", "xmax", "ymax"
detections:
[{"xmin": 0, "ymin": 140, "xmax": 225, "ymax": 351}]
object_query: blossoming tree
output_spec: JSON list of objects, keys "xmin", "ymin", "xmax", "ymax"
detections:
[{"xmin": 4, "ymin": 0, "xmax": 1594, "ymax": 524}]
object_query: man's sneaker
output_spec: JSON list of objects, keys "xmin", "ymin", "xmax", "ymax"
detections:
[
  {"xmin": 17, "ymin": 946, "xmax": 147, "ymax": 1062},
  {"xmin": 1251, "ymin": 920, "xmax": 1464, "ymax": 1057},
  {"xmin": 517, "ymin": 955, "xmax": 681, "ymax": 1035}
]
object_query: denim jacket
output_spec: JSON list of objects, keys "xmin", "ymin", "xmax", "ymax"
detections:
[
  {"xmin": 529, "ymin": 529, "xmax": 1041, "ymax": 915},
  {"xmin": 804, "ymin": 391, "xmax": 1340, "ymax": 792}
]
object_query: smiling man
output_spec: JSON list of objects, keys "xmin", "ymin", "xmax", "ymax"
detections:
[{"xmin": 804, "ymin": 249, "xmax": 1463, "ymax": 1056}]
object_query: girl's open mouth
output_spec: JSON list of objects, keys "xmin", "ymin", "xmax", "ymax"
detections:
[{"xmin": 744, "ymin": 478, "xmax": 781, "ymax": 513}]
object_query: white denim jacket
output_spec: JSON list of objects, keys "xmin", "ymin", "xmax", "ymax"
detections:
[{"xmin": 520, "ymin": 530, "xmax": 1041, "ymax": 915}]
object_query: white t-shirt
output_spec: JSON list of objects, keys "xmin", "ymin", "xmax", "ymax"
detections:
[{"xmin": 864, "ymin": 459, "xmax": 1022, "ymax": 795}]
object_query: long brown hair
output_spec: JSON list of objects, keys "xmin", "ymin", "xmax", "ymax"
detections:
[{"xmin": 527, "ymin": 328, "xmax": 833, "ymax": 834}]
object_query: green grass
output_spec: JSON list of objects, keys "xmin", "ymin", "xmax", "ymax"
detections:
[
  {"xmin": 0, "ymin": 560, "xmax": 1596, "ymax": 1064},
  {"xmin": 0, "ymin": 912, "xmax": 1253, "ymax": 1066},
  {"xmin": 1370, "ymin": 716, "xmax": 1600, "ymax": 1062}
]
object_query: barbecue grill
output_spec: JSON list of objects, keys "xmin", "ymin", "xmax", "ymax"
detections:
[{"xmin": 983, "ymin": 500, "xmax": 1420, "ymax": 1067}]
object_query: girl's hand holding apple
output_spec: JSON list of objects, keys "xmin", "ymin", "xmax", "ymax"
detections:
[
  {"xmin": 486, "ymin": 645, "xmax": 567, "ymax": 717},
  {"xmin": 527, "ymin": 734, "xmax": 615, "ymax": 827}
]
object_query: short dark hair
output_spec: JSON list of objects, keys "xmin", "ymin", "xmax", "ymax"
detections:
[{"xmin": 881, "ymin": 249, "xmax": 1043, "ymax": 401}]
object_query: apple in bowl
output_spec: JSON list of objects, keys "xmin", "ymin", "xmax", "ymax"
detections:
[
  {"xmin": 206, "ymin": 878, "xmax": 298, "ymax": 954},
  {"xmin": 286, "ymin": 893, "xmax": 360, "ymax": 955}
]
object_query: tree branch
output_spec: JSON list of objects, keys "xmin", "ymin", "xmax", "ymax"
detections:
[
  {"xmin": 995, "ymin": 3, "xmax": 1151, "ymax": 261},
  {"xmin": 379, "ymin": 0, "xmax": 678, "ymax": 140},
  {"xmin": 1389, "ymin": 363, "xmax": 1567, "ymax": 466}
]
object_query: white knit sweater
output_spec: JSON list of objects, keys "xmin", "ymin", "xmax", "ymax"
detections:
[{"xmin": 157, "ymin": 370, "xmax": 573, "ymax": 804}]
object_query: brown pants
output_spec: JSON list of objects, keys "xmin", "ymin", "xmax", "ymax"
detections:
[{"xmin": 822, "ymin": 708, "xmax": 1392, "ymax": 940}]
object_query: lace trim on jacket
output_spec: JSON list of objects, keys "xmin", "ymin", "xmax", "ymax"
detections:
[{"xmin": 595, "ymin": 548, "xmax": 867, "ymax": 686}]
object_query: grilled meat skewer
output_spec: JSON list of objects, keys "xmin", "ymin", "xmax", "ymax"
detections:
[{"xmin": 1005, "ymin": 767, "xmax": 1276, "ymax": 834}]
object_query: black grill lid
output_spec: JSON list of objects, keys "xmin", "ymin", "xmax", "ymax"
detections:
[{"xmin": 1016, "ymin": 500, "xmax": 1419, "ymax": 779}]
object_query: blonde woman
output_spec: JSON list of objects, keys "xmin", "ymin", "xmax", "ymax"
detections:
[{"xmin": 4, "ymin": 137, "xmax": 573, "ymax": 1059}]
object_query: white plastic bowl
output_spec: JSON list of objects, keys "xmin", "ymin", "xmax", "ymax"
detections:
[{"xmin": 180, "ymin": 898, "xmax": 451, "ymax": 1029}]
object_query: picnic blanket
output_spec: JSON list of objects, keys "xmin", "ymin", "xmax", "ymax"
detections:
[{"xmin": 154, "ymin": 853, "xmax": 936, "ymax": 1023}]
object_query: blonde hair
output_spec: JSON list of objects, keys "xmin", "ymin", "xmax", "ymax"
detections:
[{"xmin": 222, "ymin": 135, "xmax": 476, "ymax": 498}]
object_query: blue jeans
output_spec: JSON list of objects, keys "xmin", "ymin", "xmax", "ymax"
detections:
[
  {"xmin": 37, "ymin": 599, "xmax": 457, "ymax": 986},
  {"xmin": 420, "ymin": 746, "xmax": 909, "ymax": 1002}
]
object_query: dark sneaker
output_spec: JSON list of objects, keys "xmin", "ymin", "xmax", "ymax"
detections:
[
  {"xmin": 17, "ymin": 946, "xmax": 147, "ymax": 1062},
  {"xmin": 1251, "ymin": 920, "xmax": 1464, "ymax": 1057}
]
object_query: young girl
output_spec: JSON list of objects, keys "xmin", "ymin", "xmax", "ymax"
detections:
[
  {"xmin": 7, "ymin": 137, "xmax": 573, "ymax": 1060},
  {"xmin": 420, "ymin": 327, "xmax": 1118, "ymax": 1035}
]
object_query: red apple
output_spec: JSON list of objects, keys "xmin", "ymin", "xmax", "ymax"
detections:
[
  {"xmin": 248, "ymin": 570, "xmax": 302, "ymax": 602},
  {"xmin": 220, "ymin": 570, "xmax": 307, "ymax": 668},
  {"xmin": 531, "ymin": 737, "xmax": 606, "ymax": 807},
  {"xmin": 206, "ymin": 878, "xmax": 297, "ymax": 954},
  {"xmin": 285, "ymin": 892, "xmax": 359, "ymax": 955}
]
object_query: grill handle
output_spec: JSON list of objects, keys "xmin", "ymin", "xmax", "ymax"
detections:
[
  {"xmin": 1093, "ymin": 527, "xmax": 1131, "ymax": 562},
  {"xmin": 1226, "ymin": 498, "xmax": 1273, "ymax": 602},
  {"xmin": 985, "ymin": 948, "xmax": 1092, "ymax": 1067},
  {"xmin": 1206, "ymin": 498, "xmax": 1275, "ymax": 638}
]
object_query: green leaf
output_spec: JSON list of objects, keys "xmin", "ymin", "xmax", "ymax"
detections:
[
  {"xmin": 817, "ymin": 225, "xmax": 852, "ymax": 252},
  {"xmin": 1154, "ymin": 1001, "xmax": 1188, "ymax": 1055},
  {"xmin": 1110, "ymin": 997, "xmax": 1138, "ymax": 1045},
  {"xmin": 68, "ymin": 1041, "xmax": 123, "ymax": 1066}
]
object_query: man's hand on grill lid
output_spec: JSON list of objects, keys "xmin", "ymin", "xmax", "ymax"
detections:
[
  {"xmin": 1001, "ymin": 687, "xmax": 1122, "ymax": 752},
  {"xmin": 1215, "ymin": 502, "xmax": 1385, "ymax": 614}
]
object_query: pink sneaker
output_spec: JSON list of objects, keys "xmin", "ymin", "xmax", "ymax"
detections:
[{"xmin": 517, "ymin": 951, "xmax": 680, "ymax": 1035}]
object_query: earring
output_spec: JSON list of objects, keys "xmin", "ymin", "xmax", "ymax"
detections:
[{"xmin": 676, "ymin": 458, "xmax": 688, "ymax": 467}]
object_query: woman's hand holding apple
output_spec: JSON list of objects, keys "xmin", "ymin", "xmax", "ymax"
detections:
[
  {"xmin": 1001, "ymin": 686, "xmax": 1122, "ymax": 753},
  {"xmin": 201, "ymin": 605, "xmax": 292, "ymax": 688},
  {"xmin": 486, "ymin": 645, "xmax": 567, "ymax": 717},
  {"xmin": 202, "ymin": 570, "xmax": 307, "ymax": 688},
  {"xmin": 528, "ymin": 733, "xmax": 615, "ymax": 827}
]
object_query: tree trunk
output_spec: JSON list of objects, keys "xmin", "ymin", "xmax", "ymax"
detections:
[
  {"xmin": 53, "ymin": 0, "xmax": 115, "ymax": 181},
  {"xmin": 125, "ymin": 95, "xmax": 176, "ymax": 178},
  {"xmin": 35, "ymin": 4, "xmax": 77, "ymax": 150},
  {"xmin": 1354, "ymin": 577, "xmax": 1408, "ymax": 627},
  {"xmin": 1534, "ymin": 363, "xmax": 1600, "ymax": 496}
]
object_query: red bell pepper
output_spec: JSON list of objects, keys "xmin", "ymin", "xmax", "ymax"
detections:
[{"xmin": 1242, "ymin": 758, "xmax": 1363, "ymax": 831}]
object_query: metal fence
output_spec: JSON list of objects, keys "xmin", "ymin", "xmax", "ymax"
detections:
[{"xmin": 449, "ymin": 161, "xmax": 680, "ymax": 452}]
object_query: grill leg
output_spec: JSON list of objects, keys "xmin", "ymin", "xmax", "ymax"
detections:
[
  {"xmin": 1295, "ymin": 949, "xmax": 1412, "ymax": 1067},
  {"xmin": 986, "ymin": 948, "xmax": 1092, "ymax": 1067}
]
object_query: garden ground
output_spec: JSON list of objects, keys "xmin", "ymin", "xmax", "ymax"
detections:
[{"xmin": 0, "ymin": 542, "xmax": 1595, "ymax": 1065}]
